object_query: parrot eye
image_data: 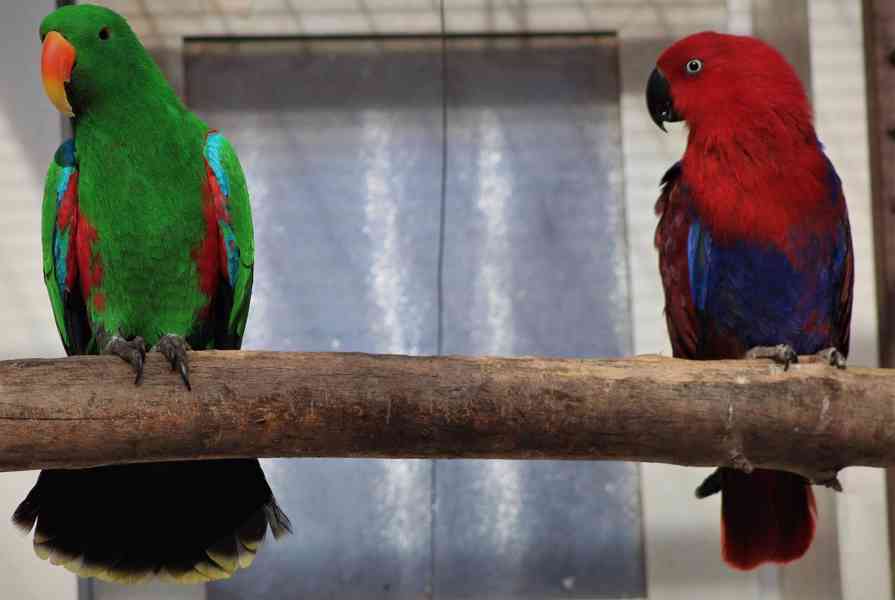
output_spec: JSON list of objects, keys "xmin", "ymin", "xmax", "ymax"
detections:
[
  {"xmin": 98, "ymin": 27, "xmax": 110, "ymax": 41},
  {"xmin": 685, "ymin": 59, "xmax": 703, "ymax": 75}
]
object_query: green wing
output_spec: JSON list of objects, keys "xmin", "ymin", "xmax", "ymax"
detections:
[
  {"xmin": 42, "ymin": 140, "xmax": 92, "ymax": 355},
  {"xmin": 204, "ymin": 132, "xmax": 255, "ymax": 348}
]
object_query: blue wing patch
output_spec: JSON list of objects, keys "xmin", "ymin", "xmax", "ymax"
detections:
[
  {"xmin": 203, "ymin": 132, "xmax": 239, "ymax": 285},
  {"xmin": 53, "ymin": 139, "xmax": 78, "ymax": 292},
  {"xmin": 687, "ymin": 219, "xmax": 711, "ymax": 312},
  {"xmin": 204, "ymin": 132, "xmax": 231, "ymax": 198},
  {"xmin": 220, "ymin": 222, "xmax": 240, "ymax": 285}
]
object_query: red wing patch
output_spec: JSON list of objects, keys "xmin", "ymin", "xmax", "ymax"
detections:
[
  {"xmin": 655, "ymin": 169, "xmax": 700, "ymax": 359},
  {"xmin": 56, "ymin": 171, "xmax": 80, "ymax": 291},
  {"xmin": 75, "ymin": 210, "xmax": 103, "ymax": 311},
  {"xmin": 194, "ymin": 164, "xmax": 222, "ymax": 314}
]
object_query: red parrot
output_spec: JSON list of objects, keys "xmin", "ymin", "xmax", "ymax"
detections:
[{"xmin": 647, "ymin": 32, "xmax": 853, "ymax": 570}]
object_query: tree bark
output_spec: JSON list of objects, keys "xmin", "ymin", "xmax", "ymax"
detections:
[{"xmin": 0, "ymin": 351, "xmax": 891, "ymax": 484}]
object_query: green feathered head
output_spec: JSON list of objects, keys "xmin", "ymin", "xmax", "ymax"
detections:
[{"xmin": 40, "ymin": 4, "xmax": 158, "ymax": 117}]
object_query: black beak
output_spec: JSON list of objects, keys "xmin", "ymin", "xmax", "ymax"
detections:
[{"xmin": 646, "ymin": 67, "xmax": 682, "ymax": 132}]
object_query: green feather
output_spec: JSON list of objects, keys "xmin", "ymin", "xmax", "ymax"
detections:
[
  {"xmin": 42, "ymin": 156, "xmax": 72, "ymax": 350},
  {"xmin": 213, "ymin": 135, "xmax": 255, "ymax": 338},
  {"xmin": 39, "ymin": 4, "xmax": 253, "ymax": 348},
  {"xmin": 26, "ymin": 5, "xmax": 279, "ymax": 586}
]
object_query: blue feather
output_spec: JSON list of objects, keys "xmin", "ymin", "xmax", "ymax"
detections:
[
  {"xmin": 687, "ymin": 220, "xmax": 710, "ymax": 311},
  {"xmin": 696, "ymin": 224, "xmax": 848, "ymax": 355},
  {"xmin": 54, "ymin": 138, "xmax": 77, "ymax": 168},
  {"xmin": 681, "ymin": 149, "xmax": 850, "ymax": 356},
  {"xmin": 204, "ymin": 133, "xmax": 241, "ymax": 286},
  {"xmin": 204, "ymin": 133, "xmax": 230, "ymax": 199},
  {"xmin": 219, "ymin": 220, "xmax": 240, "ymax": 285},
  {"xmin": 56, "ymin": 167, "xmax": 73, "ymax": 208},
  {"xmin": 53, "ymin": 162, "xmax": 77, "ymax": 291}
]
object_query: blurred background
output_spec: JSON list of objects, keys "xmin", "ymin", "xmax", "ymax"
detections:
[{"xmin": 0, "ymin": 1, "xmax": 888, "ymax": 599}]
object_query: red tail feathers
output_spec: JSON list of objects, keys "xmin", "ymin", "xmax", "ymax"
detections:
[{"xmin": 721, "ymin": 468, "xmax": 816, "ymax": 570}]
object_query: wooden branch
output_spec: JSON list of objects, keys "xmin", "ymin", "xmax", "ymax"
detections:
[{"xmin": 0, "ymin": 351, "xmax": 892, "ymax": 484}]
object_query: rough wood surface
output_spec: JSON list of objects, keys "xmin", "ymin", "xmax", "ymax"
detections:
[{"xmin": 0, "ymin": 351, "xmax": 892, "ymax": 483}]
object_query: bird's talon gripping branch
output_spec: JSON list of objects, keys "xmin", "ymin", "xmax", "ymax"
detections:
[
  {"xmin": 821, "ymin": 477, "xmax": 844, "ymax": 492},
  {"xmin": 23, "ymin": 4, "xmax": 289, "ymax": 584},
  {"xmin": 745, "ymin": 344, "xmax": 799, "ymax": 371},
  {"xmin": 650, "ymin": 30, "xmax": 853, "ymax": 570},
  {"xmin": 102, "ymin": 335, "xmax": 147, "ymax": 385},
  {"xmin": 812, "ymin": 469, "xmax": 844, "ymax": 492},
  {"xmin": 729, "ymin": 451, "xmax": 754, "ymax": 474},
  {"xmin": 815, "ymin": 347, "xmax": 847, "ymax": 369},
  {"xmin": 154, "ymin": 334, "xmax": 192, "ymax": 390},
  {"xmin": 695, "ymin": 468, "xmax": 722, "ymax": 499}
]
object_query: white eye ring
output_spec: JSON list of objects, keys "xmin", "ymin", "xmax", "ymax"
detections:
[{"xmin": 686, "ymin": 59, "xmax": 703, "ymax": 74}]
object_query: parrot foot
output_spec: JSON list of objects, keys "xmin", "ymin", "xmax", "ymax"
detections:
[
  {"xmin": 815, "ymin": 347, "xmax": 847, "ymax": 369},
  {"xmin": 695, "ymin": 468, "xmax": 722, "ymax": 499},
  {"xmin": 811, "ymin": 467, "xmax": 844, "ymax": 491},
  {"xmin": 729, "ymin": 451, "xmax": 754, "ymax": 474},
  {"xmin": 817, "ymin": 475, "xmax": 844, "ymax": 492},
  {"xmin": 102, "ymin": 335, "xmax": 147, "ymax": 385},
  {"xmin": 745, "ymin": 344, "xmax": 798, "ymax": 371},
  {"xmin": 154, "ymin": 334, "xmax": 192, "ymax": 391}
]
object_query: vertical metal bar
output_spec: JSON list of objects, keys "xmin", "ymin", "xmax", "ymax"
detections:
[
  {"xmin": 436, "ymin": 1, "xmax": 447, "ymax": 356},
  {"xmin": 62, "ymin": 1, "xmax": 79, "ymax": 598},
  {"xmin": 77, "ymin": 578, "xmax": 94, "ymax": 600},
  {"xmin": 863, "ymin": 0, "xmax": 895, "ymax": 590},
  {"xmin": 431, "ymin": 5, "xmax": 447, "ymax": 596}
]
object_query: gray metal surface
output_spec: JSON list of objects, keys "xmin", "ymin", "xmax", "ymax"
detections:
[
  {"xmin": 440, "ymin": 38, "xmax": 629, "ymax": 359},
  {"xmin": 185, "ymin": 39, "xmax": 443, "ymax": 357},
  {"xmin": 436, "ymin": 38, "xmax": 642, "ymax": 599},
  {"xmin": 181, "ymin": 36, "xmax": 642, "ymax": 600},
  {"xmin": 187, "ymin": 40, "xmax": 441, "ymax": 600}
]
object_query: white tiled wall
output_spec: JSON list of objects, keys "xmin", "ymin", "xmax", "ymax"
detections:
[
  {"xmin": 0, "ymin": 4, "xmax": 79, "ymax": 600},
  {"xmin": 808, "ymin": 3, "xmax": 891, "ymax": 600}
]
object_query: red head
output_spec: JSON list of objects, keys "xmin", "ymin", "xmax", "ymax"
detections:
[
  {"xmin": 647, "ymin": 32, "xmax": 814, "ymax": 142},
  {"xmin": 647, "ymin": 33, "xmax": 842, "ymax": 251}
]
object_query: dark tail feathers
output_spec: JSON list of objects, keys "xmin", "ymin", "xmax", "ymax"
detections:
[
  {"xmin": 12, "ymin": 459, "xmax": 290, "ymax": 584},
  {"xmin": 718, "ymin": 468, "xmax": 815, "ymax": 570}
]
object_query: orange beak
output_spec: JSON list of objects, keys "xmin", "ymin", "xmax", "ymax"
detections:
[{"xmin": 41, "ymin": 31, "xmax": 76, "ymax": 117}]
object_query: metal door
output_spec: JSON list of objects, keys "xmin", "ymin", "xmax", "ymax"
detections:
[{"xmin": 181, "ymin": 35, "xmax": 643, "ymax": 599}]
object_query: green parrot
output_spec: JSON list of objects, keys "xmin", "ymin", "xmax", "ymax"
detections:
[{"xmin": 12, "ymin": 4, "xmax": 291, "ymax": 583}]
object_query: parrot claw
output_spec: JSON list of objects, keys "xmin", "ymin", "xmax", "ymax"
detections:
[
  {"xmin": 102, "ymin": 335, "xmax": 147, "ymax": 385},
  {"xmin": 695, "ymin": 468, "xmax": 722, "ymax": 499},
  {"xmin": 745, "ymin": 344, "xmax": 798, "ymax": 371},
  {"xmin": 819, "ymin": 475, "xmax": 844, "ymax": 492},
  {"xmin": 815, "ymin": 347, "xmax": 847, "ymax": 369},
  {"xmin": 154, "ymin": 334, "xmax": 192, "ymax": 391}
]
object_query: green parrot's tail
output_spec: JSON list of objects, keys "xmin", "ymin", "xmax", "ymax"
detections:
[{"xmin": 12, "ymin": 459, "xmax": 291, "ymax": 584}]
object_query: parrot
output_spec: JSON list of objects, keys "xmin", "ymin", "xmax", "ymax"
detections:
[
  {"xmin": 647, "ymin": 32, "xmax": 853, "ymax": 570},
  {"xmin": 12, "ymin": 4, "xmax": 291, "ymax": 583}
]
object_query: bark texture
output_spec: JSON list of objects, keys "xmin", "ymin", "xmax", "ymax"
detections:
[{"xmin": 0, "ymin": 351, "xmax": 891, "ymax": 483}]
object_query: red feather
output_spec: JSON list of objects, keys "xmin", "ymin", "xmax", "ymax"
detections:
[
  {"xmin": 655, "ymin": 165, "xmax": 700, "ymax": 359},
  {"xmin": 657, "ymin": 32, "xmax": 844, "ymax": 260},
  {"xmin": 653, "ymin": 32, "xmax": 853, "ymax": 570},
  {"xmin": 56, "ymin": 171, "xmax": 80, "ymax": 292},
  {"xmin": 721, "ymin": 469, "xmax": 816, "ymax": 570},
  {"xmin": 194, "ymin": 130, "xmax": 238, "ymax": 317},
  {"xmin": 66, "ymin": 172, "xmax": 104, "ymax": 313},
  {"xmin": 194, "ymin": 164, "xmax": 222, "ymax": 315}
]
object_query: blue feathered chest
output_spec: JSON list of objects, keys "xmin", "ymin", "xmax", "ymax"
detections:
[{"xmin": 655, "ymin": 161, "xmax": 853, "ymax": 360}]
